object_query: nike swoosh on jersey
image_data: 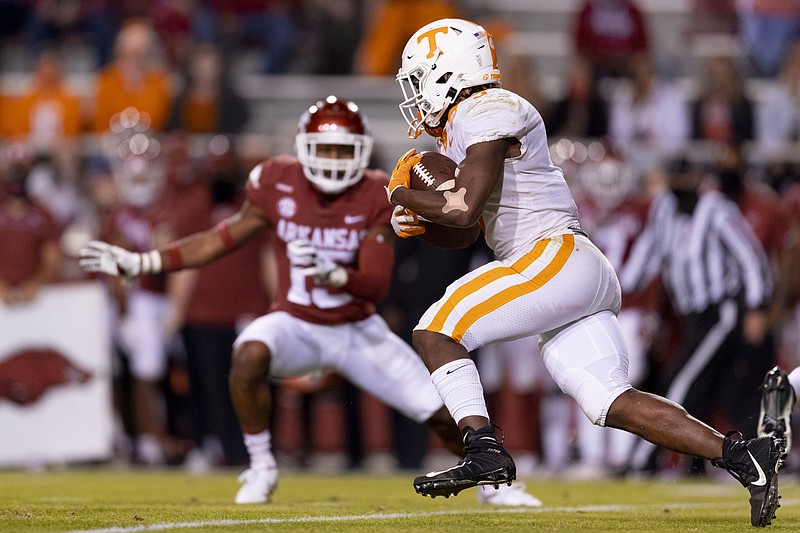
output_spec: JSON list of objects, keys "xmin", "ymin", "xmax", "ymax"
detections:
[
  {"xmin": 425, "ymin": 462, "xmax": 470, "ymax": 478},
  {"xmin": 344, "ymin": 214, "xmax": 366, "ymax": 224},
  {"xmin": 748, "ymin": 451, "xmax": 768, "ymax": 486}
]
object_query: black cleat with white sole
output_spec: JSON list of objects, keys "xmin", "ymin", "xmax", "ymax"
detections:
[
  {"xmin": 414, "ymin": 426, "xmax": 516, "ymax": 498},
  {"xmin": 712, "ymin": 432, "xmax": 784, "ymax": 527}
]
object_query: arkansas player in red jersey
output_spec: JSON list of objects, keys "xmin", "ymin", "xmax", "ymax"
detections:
[{"xmin": 81, "ymin": 96, "xmax": 543, "ymax": 505}]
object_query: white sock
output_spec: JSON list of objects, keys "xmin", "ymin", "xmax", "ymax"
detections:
[
  {"xmin": 243, "ymin": 430, "xmax": 276, "ymax": 469},
  {"xmin": 430, "ymin": 359, "xmax": 489, "ymax": 424}
]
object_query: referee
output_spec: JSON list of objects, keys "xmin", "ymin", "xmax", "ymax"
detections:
[{"xmin": 619, "ymin": 157, "xmax": 773, "ymax": 474}]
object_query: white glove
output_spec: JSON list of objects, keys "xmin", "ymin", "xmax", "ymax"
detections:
[
  {"xmin": 79, "ymin": 240, "xmax": 160, "ymax": 277},
  {"xmin": 302, "ymin": 256, "xmax": 348, "ymax": 288},
  {"xmin": 286, "ymin": 239, "xmax": 317, "ymax": 267}
]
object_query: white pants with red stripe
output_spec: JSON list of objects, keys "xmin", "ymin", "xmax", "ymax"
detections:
[{"xmin": 415, "ymin": 233, "xmax": 632, "ymax": 425}]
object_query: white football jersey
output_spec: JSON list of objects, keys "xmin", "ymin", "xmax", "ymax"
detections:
[{"xmin": 437, "ymin": 88, "xmax": 580, "ymax": 260}]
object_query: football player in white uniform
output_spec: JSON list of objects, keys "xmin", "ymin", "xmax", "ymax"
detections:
[
  {"xmin": 80, "ymin": 96, "xmax": 541, "ymax": 508},
  {"xmin": 387, "ymin": 18, "xmax": 783, "ymax": 527}
]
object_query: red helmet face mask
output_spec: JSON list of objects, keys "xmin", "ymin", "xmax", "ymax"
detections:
[{"xmin": 295, "ymin": 96, "xmax": 374, "ymax": 195}]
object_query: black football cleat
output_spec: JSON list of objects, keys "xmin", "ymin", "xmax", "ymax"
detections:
[
  {"xmin": 757, "ymin": 366, "xmax": 795, "ymax": 460},
  {"xmin": 712, "ymin": 432, "xmax": 783, "ymax": 527},
  {"xmin": 413, "ymin": 425, "xmax": 516, "ymax": 498}
]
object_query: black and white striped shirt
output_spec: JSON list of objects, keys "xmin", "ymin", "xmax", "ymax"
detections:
[{"xmin": 619, "ymin": 190, "xmax": 772, "ymax": 315}]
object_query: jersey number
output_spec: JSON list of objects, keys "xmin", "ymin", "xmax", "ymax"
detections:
[{"xmin": 287, "ymin": 259, "xmax": 353, "ymax": 309}]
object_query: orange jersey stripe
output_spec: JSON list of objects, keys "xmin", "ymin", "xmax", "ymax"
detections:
[{"xmin": 450, "ymin": 234, "xmax": 575, "ymax": 341}]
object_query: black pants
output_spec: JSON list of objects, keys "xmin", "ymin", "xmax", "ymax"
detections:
[
  {"xmin": 670, "ymin": 301, "xmax": 773, "ymax": 438},
  {"xmin": 181, "ymin": 324, "xmax": 248, "ymax": 465}
]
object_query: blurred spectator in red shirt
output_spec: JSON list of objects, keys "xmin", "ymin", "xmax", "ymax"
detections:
[
  {"xmin": 151, "ymin": 0, "xmax": 196, "ymax": 67},
  {"xmin": 166, "ymin": 44, "xmax": 250, "ymax": 134},
  {"xmin": 691, "ymin": 0, "xmax": 738, "ymax": 34},
  {"xmin": 0, "ymin": 143, "xmax": 62, "ymax": 306},
  {"xmin": 573, "ymin": 0, "xmax": 650, "ymax": 79}
]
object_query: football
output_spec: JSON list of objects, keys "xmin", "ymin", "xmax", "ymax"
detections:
[
  {"xmin": 406, "ymin": 151, "xmax": 479, "ymax": 249},
  {"xmin": 410, "ymin": 151, "xmax": 458, "ymax": 192}
]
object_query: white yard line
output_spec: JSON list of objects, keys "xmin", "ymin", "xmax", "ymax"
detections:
[{"xmin": 66, "ymin": 500, "xmax": 796, "ymax": 533}]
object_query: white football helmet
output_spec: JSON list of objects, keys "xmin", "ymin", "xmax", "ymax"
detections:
[
  {"xmin": 295, "ymin": 95, "xmax": 374, "ymax": 195},
  {"xmin": 397, "ymin": 18, "xmax": 502, "ymax": 138}
]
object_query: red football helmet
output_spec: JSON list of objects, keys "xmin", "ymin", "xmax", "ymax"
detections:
[{"xmin": 295, "ymin": 96, "xmax": 374, "ymax": 195}]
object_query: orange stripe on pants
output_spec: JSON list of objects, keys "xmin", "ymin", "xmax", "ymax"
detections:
[{"xmin": 429, "ymin": 234, "xmax": 575, "ymax": 340}]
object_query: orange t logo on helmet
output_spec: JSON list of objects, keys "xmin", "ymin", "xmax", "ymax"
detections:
[{"xmin": 417, "ymin": 26, "xmax": 449, "ymax": 58}]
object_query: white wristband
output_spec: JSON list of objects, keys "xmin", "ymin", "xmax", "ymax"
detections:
[{"xmin": 140, "ymin": 250, "xmax": 163, "ymax": 274}]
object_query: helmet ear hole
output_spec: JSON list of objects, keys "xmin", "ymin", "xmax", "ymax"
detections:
[{"xmin": 436, "ymin": 72, "xmax": 452, "ymax": 84}]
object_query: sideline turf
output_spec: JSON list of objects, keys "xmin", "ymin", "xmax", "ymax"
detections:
[{"xmin": 1, "ymin": 469, "xmax": 799, "ymax": 532}]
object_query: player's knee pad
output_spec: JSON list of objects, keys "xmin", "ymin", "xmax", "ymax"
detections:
[{"xmin": 540, "ymin": 311, "xmax": 632, "ymax": 426}]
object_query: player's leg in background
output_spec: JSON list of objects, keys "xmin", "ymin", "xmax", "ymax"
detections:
[
  {"xmin": 474, "ymin": 337, "xmax": 544, "ymax": 506},
  {"xmin": 229, "ymin": 311, "xmax": 323, "ymax": 504},
  {"xmin": 758, "ymin": 364, "xmax": 798, "ymax": 461},
  {"xmin": 337, "ymin": 314, "xmax": 462, "ymax": 458},
  {"xmin": 228, "ymin": 338, "xmax": 278, "ymax": 504},
  {"xmin": 120, "ymin": 289, "xmax": 171, "ymax": 466},
  {"xmin": 477, "ymin": 336, "xmax": 546, "ymax": 477},
  {"xmin": 181, "ymin": 323, "xmax": 248, "ymax": 470}
]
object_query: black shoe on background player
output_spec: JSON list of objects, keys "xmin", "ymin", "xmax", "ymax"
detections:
[
  {"xmin": 758, "ymin": 366, "xmax": 795, "ymax": 460},
  {"xmin": 414, "ymin": 425, "xmax": 516, "ymax": 498},
  {"xmin": 712, "ymin": 431, "xmax": 783, "ymax": 527}
]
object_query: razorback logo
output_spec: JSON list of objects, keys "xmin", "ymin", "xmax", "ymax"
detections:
[
  {"xmin": 0, "ymin": 349, "xmax": 93, "ymax": 406},
  {"xmin": 418, "ymin": 26, "xmax": 449, "ymax": 59}
]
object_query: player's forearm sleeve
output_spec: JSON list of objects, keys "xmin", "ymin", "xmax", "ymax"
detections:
[{"xmin": 343, "ymin": 237, "xmax": 394, "ymax": 303}]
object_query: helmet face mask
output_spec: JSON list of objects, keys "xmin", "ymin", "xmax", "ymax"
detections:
[
  {"xmin": 111, "ymin": 132, "xmax": 164, "ymax": 208},
  {"xmin": 114, "ymin": 155, "xmax": 165, "ymax": 208},
  {"xmin": 397, "ymin": 19, "xmax": 501, "ymax": 138},
  {"xmin": 296, "ymin": 96, "xmax": 373, "ymax": 195}
]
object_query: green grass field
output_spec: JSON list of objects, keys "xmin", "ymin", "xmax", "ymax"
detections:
[{"xmin": 1, "ymin": 468, "xmax": 799, "ymax": 532}]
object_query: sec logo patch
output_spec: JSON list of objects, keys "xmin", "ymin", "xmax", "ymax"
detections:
[{"xmin": 277, "ymin": 197, "xmax": 297, "ymax": 218}]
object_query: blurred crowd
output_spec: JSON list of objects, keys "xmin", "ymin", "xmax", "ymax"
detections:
[{"xmin": 2, "ymin": 0, "xmax": 800, "ymax": 477}]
